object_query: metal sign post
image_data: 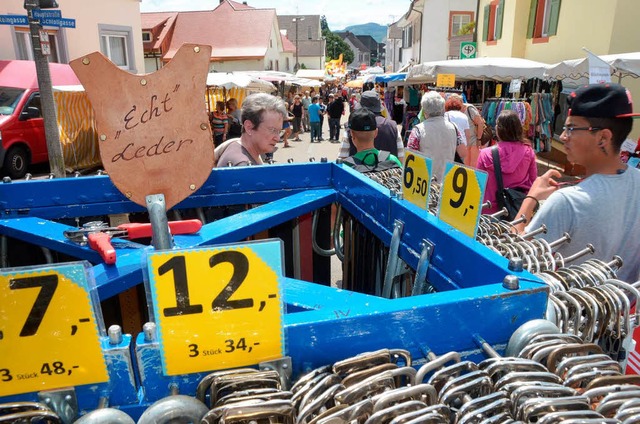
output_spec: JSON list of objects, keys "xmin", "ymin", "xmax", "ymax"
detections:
[{"xmin": 23, "ymin": 0, "xmax": 65, "ymax": 178}]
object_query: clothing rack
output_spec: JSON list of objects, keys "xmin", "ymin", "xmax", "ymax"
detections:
[{"xmin": 481, "ymin": 95, "xmax": 553, "ymax": 153}]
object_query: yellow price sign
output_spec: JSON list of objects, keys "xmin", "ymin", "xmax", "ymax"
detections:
[
  {"xmin": 436, "ymin": 73, "xmax": 456, "ymax": 88},
  {"xmin": 402, "ymin": 150, "xmax": 432, "ymax": 211},
  {"xmin": 437, "ymin": 162, "xmax": 488, "ymax": 238},
  {"xmin": 146, "ymin": 240, "xmax": 285, "ymax": 376},
  {"xmin": 0, "ymin": 263, "xmax": 108, "ymax": 397}
]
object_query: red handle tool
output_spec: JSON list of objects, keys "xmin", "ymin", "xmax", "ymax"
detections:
[{"xmin": 83, "ymin": 219, "xmax": 202, "ymax": 265}]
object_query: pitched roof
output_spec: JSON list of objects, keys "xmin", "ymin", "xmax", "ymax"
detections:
[
  {"xmin": 277, "ymin": 15, "xmax": 322, "ymax": 40},
  {"xmin": 162, "ymin": 0, "xmax": 277, "ymax": 61},
  {"xmin": 141, "ymin": 12, "xmax": 178, "ymax": 50},
  {"xmin": 335, "ymin": 31, "xmax": 369, "ymax": 52},
  {"xmin": 356, "ymin": 35, "xmax": 378, "ymax": 51},
  {"xmin": 280, "ymin": 33, "xmax": 296, "ymax": 53}
]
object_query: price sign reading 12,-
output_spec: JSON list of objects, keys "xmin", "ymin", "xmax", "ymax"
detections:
[
  {"xmin": 437, "ymin": 162, "xmax": 488, "ymax": 238},
  {"xmin": 402, "ymin": 150, "xmax": 433, "ymax": 211},
  {"xmin": 146, "ymin": 239, "xmax": 285, "ymax": 376},
  {"xmin": 0, "ymin": 263, "xmax": 109, "ymax": 397}
]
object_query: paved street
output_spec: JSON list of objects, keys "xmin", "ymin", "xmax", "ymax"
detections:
[{"xmin": 272, "ymin": 121, "xmax": 346, "ymax": 164}]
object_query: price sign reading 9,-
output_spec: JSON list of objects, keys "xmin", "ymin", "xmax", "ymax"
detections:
[
  {"xmin": 146, "ymin": 240, "xmax": 285, "ymax": 376},
  {"xmin": 437, "ymin": 162, "xmax": 488, "ymax": 238},
  {"xmin": 402, "ymin": 150, "xmax": 433, "ymax": 211},
  {"xmin": 0, "ymin": 263, "xmax": 109, "ymax": 397}
]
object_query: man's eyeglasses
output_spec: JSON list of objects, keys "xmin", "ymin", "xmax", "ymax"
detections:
[{"xmin": 561, "ymin": 126, "xmax": 602, "ymax": 137}]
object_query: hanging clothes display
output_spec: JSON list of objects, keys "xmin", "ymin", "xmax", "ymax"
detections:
[{"xmin": 480, "ymin": 95, "xmax": 553, "ymax": 152}]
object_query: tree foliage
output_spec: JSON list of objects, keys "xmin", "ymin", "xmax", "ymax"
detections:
[
  {"xmin": 319, "ymin": 15, "xmax": 354, "ymax": 65},
  {"xmin": 320, "ymin": 15, "xmax": 329, "ymax": 32}
]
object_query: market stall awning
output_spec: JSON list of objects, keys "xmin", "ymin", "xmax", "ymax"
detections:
[
  {"xmin": 206, "ymin": 72, "xmax": 275, "ymax": 92},
  {"xmin": 295, "ymin": 69, "xmax": 326, "ymax": 80},
  {"xmin": 407, "ymin": 57, "xmax": 551, "ymax": 83},
  {"xmin": 374, "ymin": 72, "xmax": 407, "ymax": 83},
  {"xmin": 0, "ymin": 59, "xmax": 80, "ymax": 89},
  {"xmin": 345, "ymin": 79, "xmax": 364, "ymax": 88},
  {"xmin": 544, "ymin": 52, "xmax": 640, "ymax": 84}
]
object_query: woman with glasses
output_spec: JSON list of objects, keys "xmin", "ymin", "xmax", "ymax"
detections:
[
  {"xmin": 214, "ymin": 93, "xmax": 288, "ymax": 167},
  {"xmin": 514, "ymin": 84, "xmax": 640, "ymax": 283}
]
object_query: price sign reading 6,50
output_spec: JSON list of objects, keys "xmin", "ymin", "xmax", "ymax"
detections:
[
  {"xmin": 402, "ymin": 150, "xmax": 433, "ymax": 211},
  {"xmin": 0, "ymin": 263, "xmax": 108, "ymax": 397},
  {"xmin": 146, "ymin": 240, "xmax": 285, "ymax": 376},
  {"xmin": 437, "ymin": 162, "xmax": 488, "ymax": 238}
]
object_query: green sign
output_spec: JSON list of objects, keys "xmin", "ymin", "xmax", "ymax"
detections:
[{"xmin": 460, "ymin": 42, "xmax": 477, "ymax": 59}]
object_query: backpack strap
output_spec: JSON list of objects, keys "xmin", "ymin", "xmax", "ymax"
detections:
[
  {"xmin": 377, "ymin": 150, "xmax": 391, "ymax": 162},
  {"xmin": 491, "ymin": 145, "xmax": 505, "ymax": 194}
]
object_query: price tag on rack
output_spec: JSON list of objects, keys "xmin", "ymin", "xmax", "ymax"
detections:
[
  {"xmin": 0, "ymin": 263, "xmax": 109, "ymax": 397},
  {"xmin": 146, "ymin": 239, "xmax": 285, "ymax": 376},
  {"xmin": 402, "ymin": 150, "xmax": 433, "ymax": 211},
  {"xmin": 437, "ymin": 162, "xmax": 488, "ymax": 238}
]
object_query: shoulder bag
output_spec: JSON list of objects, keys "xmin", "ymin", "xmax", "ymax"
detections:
[{"xmin": 491, "ymin": 146, "xmax": 528, "ymax": 221}]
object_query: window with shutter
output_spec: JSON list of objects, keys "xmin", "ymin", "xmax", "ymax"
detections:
[
  {"xmin": 482, "ymin": 4, "xmax": 490, "ymax": 42},
  {"xmin": 527, "ymin": 0, "xmax": 561, "ymax": 40},
  {"xmin": 482, "ymin": 0, "xmax": 503, "ymax": 44}
]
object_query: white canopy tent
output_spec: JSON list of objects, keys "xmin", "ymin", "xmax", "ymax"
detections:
[
  {"xmin": 407, "ymin": 57, "xmax": 551, "ymax": 83},
  {"xmin": 295, "ymin": 69, "xmax": 326, "ymax": 80},
  {"xmin": 206, "ymin": 72, "xmax": 275, "ymax": 92},
  {"xmin": 544, "ymin": 52, "xmax": 640, "ymax": 84}
]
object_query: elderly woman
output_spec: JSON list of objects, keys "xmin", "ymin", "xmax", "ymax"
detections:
[
  {"xmin": 407, "ymin": 91, "xmax": 459, "ymax": 182},
  {"xmin": 214, "ymin": 93, "xmax": 288, "ymax": 167}
]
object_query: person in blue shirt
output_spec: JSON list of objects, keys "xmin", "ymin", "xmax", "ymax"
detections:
[{"xmin": 308, "ymin": 96, "xmax": 322, "ymax": 143}]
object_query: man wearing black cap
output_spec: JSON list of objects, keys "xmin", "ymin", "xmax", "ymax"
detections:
[
  {"xmin": 515, "ymin": 83, "xmax": 640, "ymax": 282},
  {"xmin": 338, "ymin": 90, "xmax": 404, "ymax": 162},
  {"xmin": 344, "ymin": 108, "xmax": 402, "ymax": 169}
]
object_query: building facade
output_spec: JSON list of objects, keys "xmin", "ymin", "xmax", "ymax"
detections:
[
  {"xmin": 476, "ymin": 0, "xmax": 640, "ymax": 139},
  {"xmin": 335, "ymin": 31, "xmax": 371, "ymax": 69},
  {"xmin": 278, "ymin": 15, "xmax": 326, "ymax": 71},
  {"xmin": 142, "ymin": 1, "xmax": 293, "ymax": 74},
  {"xmin": 396, "ymin": 0, "xmax": 477, "ymax": 64},
  {"xmin": 0, "ymin": 0, "xmax": 144, "ymax": 73}
]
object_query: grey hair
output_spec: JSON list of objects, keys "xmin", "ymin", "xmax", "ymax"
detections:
[
  {"xmin": 420, "ymin": 91, "xmax": 445, "ymax": 117},
  {"xmin": 240, "ymin": 93, "xmax": 288, "ymax": 133}
]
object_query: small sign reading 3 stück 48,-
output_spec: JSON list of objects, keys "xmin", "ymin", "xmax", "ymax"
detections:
[
  {"xmin": 146, "ymin": 239, "xmax": 285, "ymax": 376},
  {"xmin": 0, "ymin": 263, "xmax": 108, "ymax": 397}
]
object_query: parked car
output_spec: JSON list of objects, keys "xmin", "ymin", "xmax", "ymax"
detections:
[{"xmin": 0, "ymin": 60, "xmax": 81, "ymax": 179}]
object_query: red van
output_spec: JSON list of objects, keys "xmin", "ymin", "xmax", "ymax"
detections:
[{"xmin": 0, "ymin": 60, "xmax": 80, "ymax": 179}]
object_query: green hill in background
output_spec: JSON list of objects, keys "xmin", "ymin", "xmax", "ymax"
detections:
[{"xmin": 343, "ymin": 22, "xmax": 387, "ymax": 43}]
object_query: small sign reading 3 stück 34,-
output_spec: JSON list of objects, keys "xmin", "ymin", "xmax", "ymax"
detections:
[{"xmin": 145, "ymin": 239, "xmax": 285, "ymax": 376}]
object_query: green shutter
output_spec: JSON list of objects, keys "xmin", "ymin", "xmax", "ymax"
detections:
[
  {"xmin": 495, "ymin": 0, "xmax": 505, "ymax": 39},
  {"xmin": 547, "ymin": 0, "xmax": 561, "ymax": 36},
  {"xmin": 527, "ymin": 0, "xmax": 539, "ymax": 38},
  {"xmin": 482, "ymin": 4, "xmax": 490, "ymax": 41}
]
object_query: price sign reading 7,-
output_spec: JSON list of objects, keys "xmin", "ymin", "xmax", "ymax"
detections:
[
  {"xmin": 146, "ymin": 240, "xmax": 285, "ymax": 376},
  {"xmin": 0, "ymin": 263, "xmax": 108, "ymax": 397},
  {"xmin": 402, "ymin": 150, "xmax": 433, "ymax": 211}
]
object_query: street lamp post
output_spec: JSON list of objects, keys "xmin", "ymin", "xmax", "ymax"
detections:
[{"xmin": 292, "ymin": 16, "xmax": 304, "ymax": 71}]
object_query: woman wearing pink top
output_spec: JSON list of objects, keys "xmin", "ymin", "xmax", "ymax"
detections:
[{"xmin": 476, "ymin": 109, "xmax": 537, "ymax": 214}]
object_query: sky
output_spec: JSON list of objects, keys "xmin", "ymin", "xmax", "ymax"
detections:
[{"xmin": 139, "ymin": 0, "xmax": 412, "ymax": 31}]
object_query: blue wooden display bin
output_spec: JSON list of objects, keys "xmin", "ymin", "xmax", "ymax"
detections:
[{"xmin": 0, "ymin": 162, "xmax": 548, "ymax": 419}]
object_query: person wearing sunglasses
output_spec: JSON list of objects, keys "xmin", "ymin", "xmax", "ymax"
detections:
[
  {"xmin": 514, "ymin": 83, "xmax": 640, "ymax": 282},
  {"xmin": 214, "ymin": 93, "xmax": 288, "ymax": 167}
]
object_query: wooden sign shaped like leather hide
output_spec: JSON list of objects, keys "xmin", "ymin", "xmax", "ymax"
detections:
[{"xmin": 70, "ymin": 44, "xmax": 214, "ymax": 209}]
